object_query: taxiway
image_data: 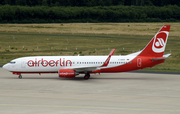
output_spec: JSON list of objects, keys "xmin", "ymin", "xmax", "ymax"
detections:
[{"xmin": 0, "ymin": 68, "xmax": 180, "ymax": 114}]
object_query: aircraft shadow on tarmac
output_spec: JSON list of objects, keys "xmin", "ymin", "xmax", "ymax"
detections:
[{"xmin": 4, "ymin": 76, "xmax": 163, "ymax": 81}]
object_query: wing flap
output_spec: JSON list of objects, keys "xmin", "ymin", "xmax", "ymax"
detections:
[{"xmin": 64, "ymin": 66, "xmax": 99, "ymax": 73}]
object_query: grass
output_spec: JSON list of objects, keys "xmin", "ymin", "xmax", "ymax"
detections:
[
  {"xmin": 0, "ymin": 23, "xmax": 180, "ymax": 36},
  {"xmin": 0, "ymin": 23, "xmax": 180, "ymax": 72}
]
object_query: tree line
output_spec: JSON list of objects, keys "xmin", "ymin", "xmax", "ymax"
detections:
[
  {"xmin": 0, "ymin": 0, "xmax": 180, "ymax": 7},
  {"xmin": 0, "ymin": 5, "xmax": 180, "ymax": 23}
]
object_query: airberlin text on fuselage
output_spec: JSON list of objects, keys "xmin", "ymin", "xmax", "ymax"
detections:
[{"xmin": 27, "ymin": 58, "xmax": 72, "ymax": 67}]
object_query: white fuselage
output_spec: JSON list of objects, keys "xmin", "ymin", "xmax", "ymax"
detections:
[{"xmin": 3, "ymin": 55, "xmax": 136, "ymax": 73}]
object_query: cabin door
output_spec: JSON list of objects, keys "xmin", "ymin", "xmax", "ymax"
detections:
[
  {"xmin": 21, "ymin": 60, "xmax": 26, "ymax": 68},
  {"xmin": 137, "ymin": 58, "xmax": 142, "ymax": 67}
]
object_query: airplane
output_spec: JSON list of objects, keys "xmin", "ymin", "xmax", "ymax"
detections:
[{"xmin": 3, "ymin": 25, "xmax": 171, "ymax": 80}]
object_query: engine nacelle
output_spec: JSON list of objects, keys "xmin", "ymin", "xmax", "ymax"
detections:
[{"xmin": 58, "ymin": 69, "xmax": 75, "ymax": 78}]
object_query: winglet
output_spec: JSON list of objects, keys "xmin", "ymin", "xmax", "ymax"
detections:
[{"xmin": 101, "ymin": 48, "xmax": 115, "ymax": 67}]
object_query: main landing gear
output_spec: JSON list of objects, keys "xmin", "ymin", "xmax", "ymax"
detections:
[
  {"xmin": 18, "ymin": 75, "xmax": 22, "ymax": 79},
  {"xmin": 84, "ymin": 73, "xmax": 90, "ymax": 80}
]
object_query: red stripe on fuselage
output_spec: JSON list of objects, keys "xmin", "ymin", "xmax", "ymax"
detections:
[{"xmin": 12, "ymin": 71, "xmax": 58, "ymax": 75}]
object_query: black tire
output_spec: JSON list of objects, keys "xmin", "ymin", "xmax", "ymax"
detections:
[
  {"xmin": 84, "ymin": 75, "xmax": 89, "ymax": 80},
  {"xmin": 84, "ymin": 73, "xmax": 90, "ymax": 80},
  {"xmin": 18, "ymin": 75, "xmax": 22, "ymax": 79}
]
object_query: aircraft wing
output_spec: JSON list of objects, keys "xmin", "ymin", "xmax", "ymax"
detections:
[
  {"xmin": 63, "ymin": 48, "xmax": 116, "ymax": 73},
  {"xmin": 73, "ymin": 66, "xmax": 99, "ymax": 72}
]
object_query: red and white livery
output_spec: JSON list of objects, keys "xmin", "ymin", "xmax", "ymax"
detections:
[{"xmin": 3, "ymin": 25, "xmax": 171, "ymax": 79}]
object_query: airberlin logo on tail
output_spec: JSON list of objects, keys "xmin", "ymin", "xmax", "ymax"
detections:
[
  {"xmin": 152, "ymin": 31, "xmax": 168, "ymax": 53},
  {"xmin": 155, "ymin": 38, "xmax": 165, "ymax": 47}
]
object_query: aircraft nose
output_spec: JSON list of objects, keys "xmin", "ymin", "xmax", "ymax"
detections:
[{"xmin": 2, "ymin": 64, "xmax": 9, "ymax": 70}]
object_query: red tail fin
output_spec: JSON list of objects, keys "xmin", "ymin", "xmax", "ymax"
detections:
[{"xmin": 138, "ymin": 25, "xmax": 170, "ymax": 57}]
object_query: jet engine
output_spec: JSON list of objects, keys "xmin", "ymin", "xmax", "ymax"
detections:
[{"xmin": 58, "ymin": 69, "xmax": 76, "ymax": 78}]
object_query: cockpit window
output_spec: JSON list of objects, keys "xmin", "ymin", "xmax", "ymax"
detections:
[{"xmin": 9, "ymin": 61, "xmax": 16, "ymax": 64}]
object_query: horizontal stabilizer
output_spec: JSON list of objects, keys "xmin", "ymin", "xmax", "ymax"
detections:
[{"xmin": 151, "ymin": 53, "xmax": 171, "ymax": 61}]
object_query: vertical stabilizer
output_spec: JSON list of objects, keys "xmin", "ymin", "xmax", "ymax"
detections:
[{"xmin": 138, "ymin": 25, "xmax": 171, "ymax": 57}]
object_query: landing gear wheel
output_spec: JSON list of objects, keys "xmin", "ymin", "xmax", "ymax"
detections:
[
  {"xmin": 18, "ymin": 75, "xmax": 22, "ymax": 79},
  {"xmin": 84, "ymin": 73, "xmax": 90, "ymax": 80}
]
